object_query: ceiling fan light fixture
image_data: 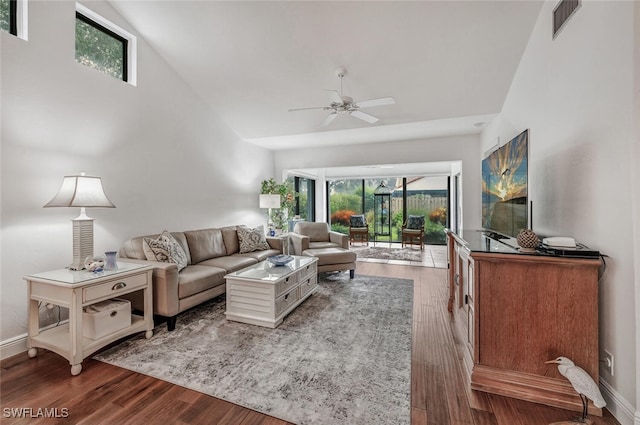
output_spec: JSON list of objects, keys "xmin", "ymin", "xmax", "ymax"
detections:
[{"xmin": 289, "ymin": 66, "xmax": 393, "ymax": 126}]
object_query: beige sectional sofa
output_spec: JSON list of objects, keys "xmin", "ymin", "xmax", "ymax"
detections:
[{"xmin": 118, "ymin": 225, "xmax": 282, "ymax": 331}]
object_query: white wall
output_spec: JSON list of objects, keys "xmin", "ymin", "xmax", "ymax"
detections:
[
  {"xmin": 0, "ymin": 1, "xmax": 273, "ymax": 352},
  {"xmin": 481, "ymin": 2, "xmax": 638, "ymax": 423},
  {"xmin": 274, "ymin": 134, "xmax": 482, "ymax": 230}
]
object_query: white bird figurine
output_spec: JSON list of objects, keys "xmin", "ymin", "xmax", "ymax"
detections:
[{"xmin": 546, "ymin": 356, "xmax": 606, "ymax": 423}]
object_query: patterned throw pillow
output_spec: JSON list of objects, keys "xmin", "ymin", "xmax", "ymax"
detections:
[
  {"xmin": 406, "ymin": 215, "xmax": 425, "ymax": 230},
  {"xmin": 143, "ymin": 230, "xmax": 188, "ymax": 272},
  {"xmin": 237, "ymin": 226, "xmax": 270, "ymax": 253},
  {"xmin": 350, "ymin": 215, "xmax": 366, "ymax": 228}
]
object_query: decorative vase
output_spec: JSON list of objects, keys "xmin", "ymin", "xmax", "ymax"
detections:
[
  {"xmin": 104, "ymin": 251, "xmax": 118, "ymax": 270},
  {"xmin": 517, "ymin": 229, "xmax": 539, "ymax": 253}
]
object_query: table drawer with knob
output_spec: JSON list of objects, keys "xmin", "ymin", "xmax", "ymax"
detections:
[
  {"xmin": 83, "ymin": 272, "xmax": 148, "ymax": 303},
  {"xmin": 275, "ymin": 287, "xmax": 301, "ymax": 316},
  {"xmin": 275, "ymin": 272, "xmax": 299, "ymax": 297}
]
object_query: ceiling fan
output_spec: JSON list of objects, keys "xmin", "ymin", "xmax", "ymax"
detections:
[{"xmin": 288, "ymin": 67, "xmax": 395, "ymax": 126}]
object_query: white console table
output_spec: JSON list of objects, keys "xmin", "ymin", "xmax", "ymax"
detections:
[{"xmin": 24, "ymin": 262, "xmax": 154, "ymax": 375}]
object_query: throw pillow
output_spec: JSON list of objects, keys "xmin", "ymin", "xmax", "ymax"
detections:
[
  {"xmin": 406, "ymin": 215, "xmax": 425, "ymax": 230},
  {"xmin": 143, "ymin": 230, "xmax": 188, "ymax": 272},
  {"xmin": 237, "ymin": 226, "xmax": 270, "ymax": 253},
  {"xmin": 349, "ymin": 215, "xmax": 366, "ymax": 228}
]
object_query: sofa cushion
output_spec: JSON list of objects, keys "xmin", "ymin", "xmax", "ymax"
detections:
[
  {"xmin": 220, "ymin": 225, "xmax": 240, "ymax": 255},
  {"xmin": 406, "ymin": 215, "xmax": 425, "ymax": 230},
  {"xmin": 119, "ymin": 232, "xmax": 191, "ymax": 263},
  {"xmin": 303, "ymin": 247, "xmax": 357, "ymax": 266},
  {"xmin": 294, "ymin": 222, "xmax": 330, "ymax": 242},
  {"xmin": 184, "ymin": 228, "xmax": 226, "ymax": 263},
  {"xmin": 309, "ymin": 241, "xmax": 341, "ymax": 250},
  {"xmin": 234, "ymin": 249, "xmax": 282, "ymax": 262},
  {"xmin": 237, "ymin": 226, "xmax": 270, "ymax": 253},
  {"xmin": 198, "ymin": 256, "xmax": 257, "ymax": 273},
  {"xmin": 142, "ymin": 231, "xmax": 188, "ymax": 272},
  {"xmin": 350, "ymin": 215, "xmax": 367, "ymax": 228},
  {"xmin": 178, "ymin": 265, "xmax": 227, "ymax": 299}
]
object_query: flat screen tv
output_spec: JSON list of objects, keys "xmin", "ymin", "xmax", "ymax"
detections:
[{"xmin": 482, "ymin": 129, "xmax": 529, "ymax": 238}]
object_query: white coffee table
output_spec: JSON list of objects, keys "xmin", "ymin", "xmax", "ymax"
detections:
[{"xmin": 224, "ymin": 256, "xmax": 318, "ymax": 328}]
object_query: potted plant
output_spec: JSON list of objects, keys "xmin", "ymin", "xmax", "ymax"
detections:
[{"xmin": 261, "ymin": 178, "xmax": 296, "ymax": 233}]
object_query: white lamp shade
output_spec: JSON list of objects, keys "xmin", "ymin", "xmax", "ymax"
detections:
[
  {"xmin": 44, "ymin": 175, "xmax": 115, "ymax": 208},
  {"xmin": 43, "ymin": 174, "xmax": 115, "ymax": 270},
  {"xmin": 259, "ymin": 194, "xmax": 281, "ymax": 209}
]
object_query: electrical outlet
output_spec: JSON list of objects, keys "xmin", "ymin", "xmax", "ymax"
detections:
[{"xmin": 603, "ymin": 350, "xmax": 614, "ymax": 376}]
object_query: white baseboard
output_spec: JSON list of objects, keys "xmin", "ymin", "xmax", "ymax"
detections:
[
  {"xmin": 0, "ymin": 333, "xmax": 28, "ymax": 360},
  {"xmin": 600, "ymin": 379, "xmax": 639, "ymax": 425},
  {"xmin": 1, "ymin": 320, "xmax": 69, "ymax": 361}
]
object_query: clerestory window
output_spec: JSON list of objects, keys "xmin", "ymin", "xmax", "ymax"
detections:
[
  {"xmin": 75, "ymin": 3, "xmax": 136, "ymax": 85},
  {"xmin": 0, "ymin": 0, "xmax": 17, "ymax": 35}
]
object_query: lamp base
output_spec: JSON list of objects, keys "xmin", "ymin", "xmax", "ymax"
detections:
[{"xmin": 70, "ymin": 217, "xmax": 94, "ymax": 270}]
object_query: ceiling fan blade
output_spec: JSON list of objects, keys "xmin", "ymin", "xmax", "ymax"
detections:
[
  {"xmin": 350, "ymin": 110, "xmax": 379, "ymax": 124},
  {"xmin": 354, "ymin": 97, "xmax": 396, "ymax": 108},
  {"xmin": 322, "ymin": 113, "xmax": 338, "ymax": 126},
  {"xmin": 326, "ymin": 90, "xmax": 344, "ymax": 105},
  {"xmin": 288, "ymin": 106, "xmax": 329, "ymax": 112}
]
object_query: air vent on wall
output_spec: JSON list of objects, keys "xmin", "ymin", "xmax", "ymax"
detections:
[{"xmin": 553, "ymin": 0, "xmax": 580, "ymax": 39}]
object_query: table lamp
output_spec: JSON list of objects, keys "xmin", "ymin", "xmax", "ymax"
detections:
[
  {"xmin": 259, "ymin": 194, "xmax": 280, "ymax": 236},
  {"xmin": 44, "ymin": 173, "xmax": 115, "ymax": 270}
]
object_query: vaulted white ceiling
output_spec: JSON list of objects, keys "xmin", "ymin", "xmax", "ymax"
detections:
[{"xmin": 110, "ymin": 1, "xmax": 543, "ymax": 150}]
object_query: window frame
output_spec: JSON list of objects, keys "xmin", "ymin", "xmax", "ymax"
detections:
[
  {"xmin": 8, "ymin": 0, "xmax": 17, "ymax": 35},
  {"xmin": 2, "ymin": 0, "xmax": 27, "ymax": 39},
  {"xmin": 294, "ymin": 176, "xmax": 315, "ymax": 222},
  {"xmin": 75, "ymin": 3, "xmax": 137, "ymax": 85}
]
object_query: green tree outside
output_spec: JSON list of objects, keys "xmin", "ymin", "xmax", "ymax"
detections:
[
  {"xmin": 1, "ymin": 0, "xmax": 11, "ymax": 32},
  {"xmin": 76, "ymin": 16, "xmax": 124, "ymax": 80}
]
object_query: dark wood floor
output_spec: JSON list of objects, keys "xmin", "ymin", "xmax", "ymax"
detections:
[{"xmin": 1, "ymin": 263, "xmax": 621, "ymax": 425}]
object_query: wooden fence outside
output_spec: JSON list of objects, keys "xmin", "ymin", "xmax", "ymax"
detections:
[{"xmin": 391, "ymin": 196, "xmax": 447, "ymax": 216}]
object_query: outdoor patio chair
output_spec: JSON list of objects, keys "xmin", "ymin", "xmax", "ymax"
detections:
[
  {"xmin": 402, "ymin": 215, "xmax": 425, "ymax": 251},
  {"xmin": 349, "ymin": 214, "xmax": 369, "ymax": 246}
]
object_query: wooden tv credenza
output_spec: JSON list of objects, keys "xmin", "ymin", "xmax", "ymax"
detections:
[{"xmin": 446, "ymin": 230, "xmax": 603, "ymax": 415}]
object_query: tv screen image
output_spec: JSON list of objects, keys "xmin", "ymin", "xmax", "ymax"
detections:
[{"xmin": 482, "ymin": 129, "xmax": 529, "ymax": 238}]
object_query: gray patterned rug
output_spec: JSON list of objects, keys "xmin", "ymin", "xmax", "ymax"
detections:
[
  {"xmin": 352, "ymin": 246, "xmax": 423, "ymax": 262},
  {"xmin": 95, "ymin": 273, "xmax": 413, "ymax": 425}
]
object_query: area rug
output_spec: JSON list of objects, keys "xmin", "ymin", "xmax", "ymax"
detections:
[
  {"xmin": 352, "ymin": 246, "xmax": 423, "ymax": 262},
  {"xmin": 94, "ymin": 274, "xmax": 413, "ymax": 425}
]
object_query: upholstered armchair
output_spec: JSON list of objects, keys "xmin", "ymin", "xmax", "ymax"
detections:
[
  {"xmin": 290, "ymin": 222, "xmax": 348, "ymax": 254},
  {"xmin": 402, "ymin": 215, "xmax": 425, "ymax": 250},
  {"xmin": 289, "ymin": 222, "xmax": 356, "ymax": 278},
  {"xmin": 349, "ymin": 214, "xmax": 369, "ymax": 246}
]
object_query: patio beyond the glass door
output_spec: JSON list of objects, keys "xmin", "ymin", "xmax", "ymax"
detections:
[{"xmin": 328, "ymin": 176, "xmax": 448, "ymax": 245}]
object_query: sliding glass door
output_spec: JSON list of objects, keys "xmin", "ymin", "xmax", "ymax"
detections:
[
  {"xmin": 327, "ymin": 175, "xmax": 448, "ymax": 245},
  {"xmin": 294, "ymin": 176, "xmax": 315, "ymax": 221},
  {"xmin": 327, "ymin": 179, "xmax": 363, "ymax": 235},
  {"xmin": 402, "ymin": 176, "xmax": 448, "ymax": 244}
]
